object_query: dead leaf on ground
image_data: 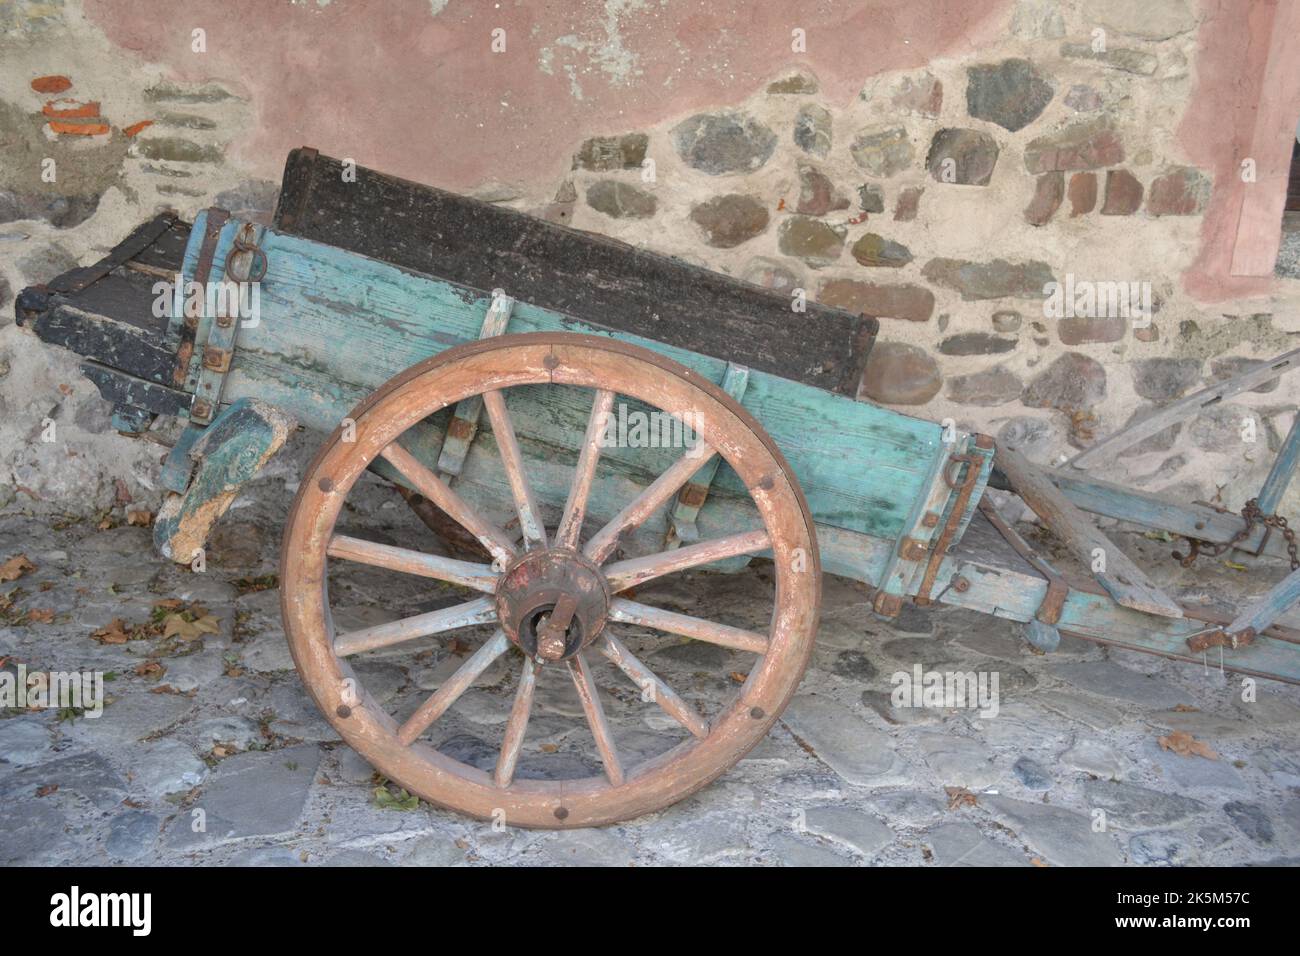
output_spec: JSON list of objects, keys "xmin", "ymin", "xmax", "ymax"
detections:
[
  {"xmin": 133, "ymin": 660, "xmax": 165, "ymax": 680},
  {"xmin": 0, "ymin": 555, "xmax": 35, "ymax": 582},
  {"xmin": 945, "ymin": 786, "xmax": 978, "ymax": 810},
  {"xmin": 25, "ymin": 609, "xmax": 54, "ymax": 624},
  {"xmin": 125, "ymin": 510, "xmax": 153, "ymax": 527},
  {"xmin": 1030, "ymin": 858, "xmax": 1049, "ymax": 868},
  {"xmin": 91, "ymin": 619, "xmax": 133, "ymax": 644},
  {"xmin": 1157, "ymin": 730, "xmax": 1218, "ymax": 760},
  {"xmin": 35, "ymin": 784, "xmax": 58, "ymax": 798},
  {"xmin": 163, "ymin": 612, "xmax": 220, "ymax": 641},
  {"xmin": 1172, "ymin": 704, "xmax": 1199, "ymax": 712}
]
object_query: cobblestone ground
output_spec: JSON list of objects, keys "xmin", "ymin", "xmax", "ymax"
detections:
[{"xmin": 2, "ymin": 464, "xmax": 1300, "ymax": 867}]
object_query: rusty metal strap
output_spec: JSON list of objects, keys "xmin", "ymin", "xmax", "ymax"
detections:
[
  {"xmin": 915, "ymin": 443, "xmax": 988, "ymax": 603},
  {"xmin": 171, "ymin": 208, "xmax": 229, "ymax": 390},
  {"xmin": 977, "ymin": 497, "xmax": 1069, "ymax": 625},
  {"xmin": 47, "ymin": 213, "xmax": 179, "ymax": 295}
]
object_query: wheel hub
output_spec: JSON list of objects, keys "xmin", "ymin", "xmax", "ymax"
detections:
[{"xmin": 495, "ymin": 548, "xmax": 610, "ymax": 662}]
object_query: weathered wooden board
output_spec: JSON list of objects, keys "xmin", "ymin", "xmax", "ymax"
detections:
[
  {"xmin": 938, "ymin": 512, "xmax": 1300, "ymax": 684},
  {"xmin": 996, "ymin": 446, "xmax": 1183, "ymax": 618},
  {"xmin": 1068, "ymin": 346, "xmax": 1300, "ymax": 468},
  {"xmin": 272, "ymin": 148, "xmax": 876, "ymax": 395},
  {"xmin": 15, "ymin": 214, "xmax": 185, "ymax": 385},
  {"xmin": 180, "ymin": 211, "xmax": 948, "ymax": 542}
]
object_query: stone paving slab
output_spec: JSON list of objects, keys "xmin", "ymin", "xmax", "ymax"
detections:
[{"xmin": 1, "ymin": 491, "xmax": 1299, "ymax": 867}]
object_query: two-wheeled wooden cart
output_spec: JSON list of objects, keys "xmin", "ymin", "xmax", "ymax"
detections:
[{"xmin": 16, "ymin": 149, "xmax": 1300, "ymax": 827}]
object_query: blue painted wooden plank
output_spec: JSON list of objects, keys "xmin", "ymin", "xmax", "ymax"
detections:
[
  {"xmin": 1256, "ymin": 414, "xmax": 1300, "ymax": 515},
  {"xmin": 931, "ymin": 535, "xmax": 1300, "ymax": 683},
  {"xmin": 186, "ymin": 217, "xmax": 949, "ymax": 543},
  {"xmin": 1220, "ymin": 566, "xmax": 1300, "ymax": 642}
]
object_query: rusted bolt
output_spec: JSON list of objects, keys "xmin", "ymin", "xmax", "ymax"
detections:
[
  {"xmin": 750, "ymin": 706, "xmax": 765, "ymax": 719},
  {"xmin": 537, "ymin": 633, "xmax": 566, "ymax": 661},
  {"xmin": 1194, "ymin": 521, "xmax": 1205, "ymax": 531},
  {"xmin": 921, "ymin": 512, "xmax": 940, "ymax": 528},
  {"xmin": 318, "ymin": 477, "xmax": 334, "ymax": 493},
  {"xmin": 553, "ymin": 806, "xmax": 569, "ymax": 820},
  {"xmin": 543, "ymin": 354, "xmax": 559, "ymax": 370},
  {"xmin": 952, "ymin": 575, "xmax": 971, "ymax": 593},
  {"xmin": 336, "ymin": 704, "xmax": 352, "ymax": 718}
]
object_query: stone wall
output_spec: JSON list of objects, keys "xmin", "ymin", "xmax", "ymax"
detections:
[{"xmin": 2, "ymin": 0, "xmax": 1300, "ymax": 521}]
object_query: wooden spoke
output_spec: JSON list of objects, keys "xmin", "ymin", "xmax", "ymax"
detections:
[
  {"xmin": 584, "ymin": 444, "xmax": 717, "ymax": 564},
  {"xmin": 482, "ymin": 390, "xmax": 547, "ymax": 550},
  {"xmin": 398, "ymin": 629, "xmax": 510, "ymax": 745},
  {"xmin": 604, "ymin": 529, "xmax": 769, "ymax": 593},
  {"xmin": 328, "ymin": 534, "xmax": 498, "ymax": 592},
  {"xmin": 494, "ymin": 658, "xmax": 537, "ymax": 788},
  {"xmin": 567, "ymin": 652, "xmax": 624, "ymax": 786},
  {"xmin": 600, "ymin": 634, "xmax": 708, "ymax": 738},
  {"xmin": 334, "ymin": 596, "xmax": 497, "ymax": 657},
  {"xmin": 609, "ymin": 598, "xmax": 768, "ymax": 654},
  {"xmin": 380, "ymin": 441, "xmax": 517, "ymax": 565},
  {"xmin": 555, "ymin": 388, "xmax": 616, "ymax": 551}
]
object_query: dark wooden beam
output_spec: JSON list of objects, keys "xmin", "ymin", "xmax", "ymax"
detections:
[{"xmin": 273, "ymin": 148, "xmax": 877, "ymax": 395}]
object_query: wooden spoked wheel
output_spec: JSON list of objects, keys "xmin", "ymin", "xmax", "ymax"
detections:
[{"xmin": 281, "ymin": 333, "xmax": 820, "ymax": 828}]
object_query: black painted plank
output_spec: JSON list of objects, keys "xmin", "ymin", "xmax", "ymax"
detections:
[{"xmin": 273, "ymin": 148, "xmax": 876, "ymax": 395}]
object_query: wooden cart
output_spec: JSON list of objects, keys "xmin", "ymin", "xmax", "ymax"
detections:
[{"xmin": 15, "ymin": 150, "xmax": 1300, "ymax": 828}]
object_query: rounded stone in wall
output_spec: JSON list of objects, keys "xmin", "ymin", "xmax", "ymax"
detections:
[
  {"xmin": 585, "ymin": 180, "xmax": 657, "ymax": 219},
  {"xmin": 859, "ymin": 342, "xmax": 942, "ymax": 405},
  {"xmin": 742, "ymin": 257, "xmax": 801, "ymax": 293},
  {"xmin": 947, "ymin": 366, "xmax": 1023, "ymax": 406},
  {"xmin": 688, "ymin": 194, "xmax": 769, "ymax": 247},
  {"xmin": 850, "ymin": 126, "xmax": 914, "ymax": 178},
  {"xmin": 1022, "ymin": 352, "xmax": 1107, "ymax": 410},
  {"xmin": 997, "ymin": 416, "xmax": 1055, "ymax": 458},
  {"xmin": 671, "ymin": 112, "xmax": 777, "ymax": 175}
]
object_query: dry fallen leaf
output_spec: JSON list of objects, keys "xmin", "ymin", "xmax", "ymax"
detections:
[
  {"xmin": 728, "ymin": 671, "xmax": 746, "ymax": 683},
  {"xmin": 1030, "ymin": 858, "xmax": 1049, "ymax": 868},
  {"xmin": 125, "ymin": 510, "xmax": 153, "ymax": 527},
  {"xmin": 1158, "ymin": 730, "xmax": 1218, "ymax": 760},
  {"xmin": 35, "ymin": 784, "xmax": 58, "ymax": 798},
  {"xmin": 1172, "ymin": 704, "xmax": 1199, "ymax": 713},
  {"xmin": 539, "ymin": 743, "xmax": 559, "ymax": 754},
  {"xmin": 163, "ymin": 612, "xmax": 220, "ymax": 641},
  {"xmin": 945, "ymin": 786, "xmax": 978, "ymax": 810},
  {"xmin": 133, "ymin": 660, "xmax": 165, "ymax": 680},
  {"xmin": 91, "ymin": 619, "xmax": 132, "ymax": 644},
  {"xmin": 0, "ymin": 554, "xmax": 35, "ymax": 582},
  {"xmin": 25, "ymin": 609, "xmax": 54, "ymax": 624}
]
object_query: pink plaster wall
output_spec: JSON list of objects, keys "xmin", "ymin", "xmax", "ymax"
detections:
[
  {"xmin": 84, "ymin": 0, "xmax": 1008, "ymax": 187},
  {"xmin": 82, "ymin": 0, "xmax": 1299, "ymax": 303},
  {"xmin": 1180, "ymin": 0, "xmax": 1300, "ymax": 301}
]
